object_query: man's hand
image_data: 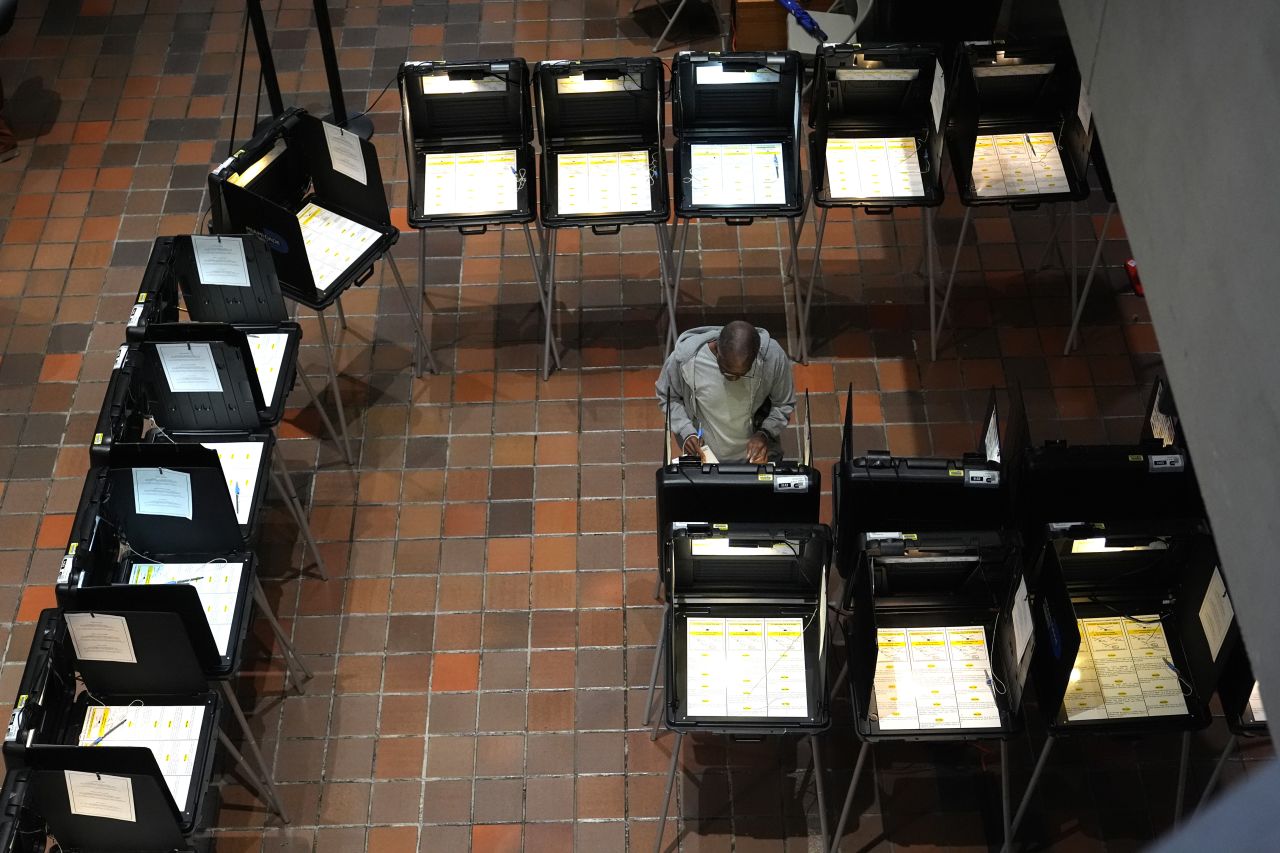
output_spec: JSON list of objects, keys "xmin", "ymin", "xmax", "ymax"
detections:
[
  {"xmin": 682, "ymin": 433, "xmax": 703, "ymax": 457},
  {"xmin": 746, "ymin": 431, "xmax": 770, "ymax": 464}
]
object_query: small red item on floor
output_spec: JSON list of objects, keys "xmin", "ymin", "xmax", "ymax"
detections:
[{"xmin": 1125, "ymin": 258, "xmax": 1144, "ymax": 296}]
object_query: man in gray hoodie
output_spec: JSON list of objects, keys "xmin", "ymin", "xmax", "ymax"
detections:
[{"xmin": 656, "ymin": 321, "xmax": 795, "ymax": 463}]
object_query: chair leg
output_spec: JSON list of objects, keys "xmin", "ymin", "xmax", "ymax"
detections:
[
  {"xmin": 653, "ymin": 731, "xmax": 685, "ymax": 853},
  {"xmin": 252, "ymin": 575, "xmax": 315, "ymax": 688},
  {"xmin": 269, "ymin": 451, "xmax": 328, "ymax": 581},
  {"xmin": 643, "ymin": 605, "xmax": 669, "ymax": 727},
  {"xmin": 216, "ymin": 728, "xmax": 289, "ymax": 823},
  {"xmin": 295, "ymin": 365, "xmax": 351, "ymax": 467},
  {"xmin": 828, "ymin": 740, "xmax": 870, "ymax": 853}
]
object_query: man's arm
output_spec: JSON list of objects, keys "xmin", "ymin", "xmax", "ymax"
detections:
[
  {"xmin": 656, "ymin": 354, "xmax": 697, "ymax": 447},
  {"xmin": 757, "ymin": 340, "xmax": 796, "ymax": 440}
]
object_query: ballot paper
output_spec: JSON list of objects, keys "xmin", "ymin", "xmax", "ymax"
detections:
[
  {"xmin": 64, "ymin": 770, "xmax": 136, "ymax": 822},
  {"xmin": 297, "ymin": 202, "xmax": 381, "ymax": 294},
  {"xmin": 128, "ymin": 561, "xmax": 244, "ymax": 657},
  {"xmin": 556, "ymin": 151, "xmax": 652, "ymax": 215},
  {"xmin": 972, "ymin": 132, "xmax": 1068, "ymax": 198},
  {"xmin": 246, "ymin": 333, "xmax": 287, "ymax": 406},
  {"xmin": 873, "ymin": 624, "xmax": 1000, "ymax": 730},
  {"xmin": 65, "ymin": 613, "xmax": 138, "ymax": 664},
  {"xmin": 1063, "ymin": 616, "xmax": 1188, "ymax": 722},
  {"xmin": 824, "ymin": 137, "xmax": 924, "ymax": 200},
  {"xmin": 190, "ymin": 236, "xmax": 249, "ymax": 288},
  {"xmin": 156, "ymin": 342, "xmax": 222, "ymax": 394},
  {"xmin": 132, "ymin": 467, "xmax": 193, "ymax": 521},
  {"xmin": 1246, "ymin": 681, "xmax": 1267, "ymax": 724},
  {"xmin": 322, "ymin": 120, "xmax": 367, "ymax": 186},
  {"xmin": 79, "ymin": 705, "xmax": 206, "ymax": 810},
  {"xmin": 422, "ymin": 149, "xmax": 519, "ymax": 216},
  {"xmin": 199, "ymin": 441, "xmax": 262, "ymax": 526},
  {"xmin": 684, "ymin": 616, "xmax": 809, "ymax": 718},
  {"xmin": 688, "ymin": 143, "xmax": 786, "ymax": 207}
]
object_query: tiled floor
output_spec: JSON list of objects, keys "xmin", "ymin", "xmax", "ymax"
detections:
[{"xmin": 0, "ymin": 1, "xmax": 1271, "ymax": 851}]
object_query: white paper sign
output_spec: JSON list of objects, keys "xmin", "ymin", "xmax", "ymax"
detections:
[
  {"xmin": 190, "ymin": 236, "xmax": 250, "ymax": 288},
  {"xmin": 322, "ymin": 120, "xmax": 368, "ymax": 186},
  {"xmin": 1198, "ymin": 566, "xmax": 1235, "ymax": 662},
  {"xmin": 155, "ymin": 343, "xmax": 222, "ymax": 394},
  {"xmin": 65, "ymin": 770, "xmax": 137, "ymax": 822},
  {"xmin": 1011, "ymin": 577, "xmax": 1033, "ymax": 661},
  {"xmin": 65, "ymin": 613, "xmax": 138, "ymax": 664},
  {"xmin": 930, "ymin": 60, "xmax": 946, "ymax": 131},
  {"xmin": 1077, "ymin": 83, "xmax": 1092, "ymax": 131},
  {"xmin": 132, "ymin": 467, "xmax": 193, "ymax": 520}
]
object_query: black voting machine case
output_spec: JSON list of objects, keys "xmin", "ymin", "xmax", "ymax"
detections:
[
  {"xmin": 533, "ymin": 58, "xmax": 669, "ymax": 229},
  {"xmin": 670, "ymin": 50, "xmax": 804, "ymax": 220},
  {"xmin": 399, "ymin": 59, "xmax": 536, "ymax": 230},
  {"xmin": 208, "ymin": 108, "xmax": 397, "ymax": 309},
  {"xmin": 809, "ymin": 43, "xmax": 947, "ymax": 210},
  {"xmin": 5, "ymin": 609, "xmax": 219, "ymax": 844},
  {"xmin": 946, "ymin": 40, "xmax": 1092, "ymax": 206},
  {"xmin": 662, "ymin": 522, "xmax": 831, "ymax": 733}
]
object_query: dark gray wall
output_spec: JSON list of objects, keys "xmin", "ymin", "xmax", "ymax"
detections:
[{"xmin": 1059, "ymin": 0, "xmax": 1280, "ymax": 839}]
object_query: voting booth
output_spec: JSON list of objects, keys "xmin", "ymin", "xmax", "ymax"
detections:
[
  {"xmin": 3, "ymin": 608, "xmax": 232, "ymax": 844},
  {"xmin": 828, "ymin": 390, "xmax": 1029, "ymax": 850},
  {"xmin": 668, "ymin": 50, "xmax": 804, "ymax": 354},
  {"xmin": 399, "ymin": 59, "xmax": 544, "ymax": 375},
  {"xmin": 1008, "ymin": 379, "xmax": 1228, "ymax": 843},
  {"xmin": 533, "ymin": 58, "xmax": 673, "ymax": 378},
  {"xmin": 935, "ymin": 40, "xmax": 1093, "ymax": 360},
  {"xmin": 808, "ymin": 43, "xmax": 948, "ymax": 362}
]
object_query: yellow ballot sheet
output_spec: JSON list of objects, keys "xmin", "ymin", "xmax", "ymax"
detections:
[
  {"xmin": 557, "ymin": 151, "xmax": 652, "ymax": 215},
  {"xmin": 688, "ymin": 142, "xmax": 786, "ymax": 207},
  {"xmin": 684, "ymin": 616, "xmax": 809, "ymax": 718},
  {"xmin": 422, "ymin": 149, "xmax": 519, "ymax": 215},
  {"xmin": 824, "ymin": 137, "xmax": 924, "ymax": 200},
  {"xmin": 296, "ymin": 202, "xmax": 381, "ymax": 293},
  {"xmin": 971, "ymin": 132, "xmax": 1068, "ymax": 198},
  {"xmin": 197, "ymin": 441, "xmax": 263, "ymax": 527},
  {"xmin": 873, "ymin": 625, "xmax": 1001, "ymax": 730},
  {"xmin": 79, "ymin": 705, "xmax": 207, "ymax": 809},
  {"xmin": 128, "ymin": 561, "xmax": 244, "ymax": 656},
  {"xmin": 1063, "ymin": 616, "xmax": 1188, "ymax": 722},
  {"xmin": 245, "ymin": 333, "xmax": 287, "ymax": 406}
]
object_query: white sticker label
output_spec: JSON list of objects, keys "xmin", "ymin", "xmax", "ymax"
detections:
[
  {"xmin": 5, "ymin": 695, "xmax": 26, "ymax": 742},
  {"xmin": 65, "ymin": 770, "xmax": 137, "ymax": 823},
  {"xmin": 112, "ymin": 345, "xmax": 128, "ymax": 371},
  {"xmin": 1147, "ymin": 454, "xmax": 1185, "ymax": 473},
  {"xmin": 966, "ymin": 468, "xmax": 1000, "ymax": 488},
  {"xmin": 321, "ymin": 120, "xmax": 368, "ymax": 186},
  {"xmin": 773, "ymin": 474, "xmax": 810, "ymax": 493},
  {"xmin": 65, "ymin": 613, "xmax": 138, "ymax": 664},
  {"xmin": 1198, "ymin": 566, "xmax": 1234, "ymax": 662},
  {"xmin": 126, "ymin": 304, "xmax": 145, "ymax": 328},
  {"xmin": 58, "ymin": 555, "xmax": 74, "ymax": 585},
  {"xmin": 865, "ymin": 532, "xmax": 903, "ymax": 541}
]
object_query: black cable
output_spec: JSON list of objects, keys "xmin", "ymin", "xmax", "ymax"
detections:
[
  {"xmin": 346, "ymin": 71, "xmax": 398, "ymax": 126},
  {"xmin": 228, "ymin": 7, "xmax": 251, "ymax": 158}
]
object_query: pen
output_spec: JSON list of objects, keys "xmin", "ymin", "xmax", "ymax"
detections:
[
  {"xmin": 91, "ymin": 718, "xmax": 129, "ymax": 746},
  {"xmin": 235, "ymin": 482, "xmax": 240, "ymax": 515},
  {"xmin": 166, "ymin": 576, "xmax": 205, "ymax": 585}
]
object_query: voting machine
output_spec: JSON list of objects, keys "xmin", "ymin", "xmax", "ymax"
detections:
[
  {"xmin": 208, "ymin": 108, "xmax": 397, "ymax": 309},
  {"xmin": 662, "ymin": 522, "xmax": 831, "ymax": 733},
  {"xmin": 0, "ymin": 770, "xmax": 43, "ymax": 853},
  {"xmin": 946, "ymin": 40, "xmax": 1092, "ymax": 206},
  {"xmin": 670, "ymin": 51, "xmax": 804, "ymax": 220},
  {"xmin": 58, "ymin": 450, "xmax": 256, "ymax": 676},
  {"xmin": 4, "ymin": 609, "xmax": 220, "ymax": 842},
  {"xmin": 399, "ymin": 59, "xmax": 536, "ymax": 230},
  {"xmin": 809, "ymin": 43, "xmax": 947, "ymax": 210},
  {"xmin": 533, "ymin": 58, "xmax": 669, "ymax": 228},
  {"xmin": 124, "ymin": 236, "xmax": 287, "ymax": 343}
]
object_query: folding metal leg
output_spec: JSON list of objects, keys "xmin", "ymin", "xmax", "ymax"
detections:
[
  {"xmin": 217, "ymin": 728, "xmax": 288, "ymax": 822},
  {"xmin": 934, "ymin": 206, "xmax": 973, "ymax": 360},
  {"xmin": 1000, "ymin": 739, "xmax": 1012, "ymax": 845},
  {"xmin": 788, "ymin": 186, "xmax": 815, "ymax": 274},
  {"xmin": 784, "ymin": 216, "xmax": 803, "ymax": 361},
  {"xmin": 1063, "ymin": 202, "xmax": 1116, "ymax": 354},
  {"xmin": 829, "ymin": 659, "xmax": 849, "ymax": 704},
  {"xmin": 643, "ymin": 605, "xmax": 669, "ymax": 727},
  {"xmin": 665, "ymin": 220, "xmax": 691, "ymax": 355},
  {"xmin": 334, "ymin": 296, "xmax": 347, "ymax": 331},
  {"xmin": 269, "ymin": 452, "xmax": 328, "ymax": 581},
  {"xmin": 541, "ymin": 229, "xmax": 560, "ymax": 379},
  {"xmin": 315, "ymin": 309, "xmax": 353, "ymax": 462},
  {"xmin": 812, "ymin": 734, "xmax": 830, "ymax": 850},
  {"xmin": 251, "ymin": 576, "xmax": 314, "ymax": 690},
  {"xmin": 1174, "ymin": 729, "xmax": 1192, "ymax": 826},
  {"xmin": 651, "ymin": 0, "xmax": 691, "ymax": 52},
  {"xmin": 295, "ymin": 365, "xmax": 351, "ymax": 467},
  {"xmin": 219, "ymin": 680, "xmax": 288, "ymax": 821},
  {"xmin": 656, "ymin": 224, "xmax": 679, "ymax": 353},
  {"xmin": 1002, "ymin": 735, "xmax": 1055, "ymax": 853},
  {"xmin": 828, "ymin": 740, "xmax": 870, "ymax": 853},
  {"xmin": 654, "ymin": 731, "xmax": 685, "ymax": 853},
  {"xmin": 798, "ymin": 205, "xmax": 829, "ymax": 365},
  {"xmin": 524, "ymin": 223, "xmax": 562, "ymax": 373},
  {"xmin": 925, "ymin": 206, "xmax": 939, "ymax": 361},
  {"xmin": 1195, "ymin": 734, "xmax": 1238, "ymax": 815},
  {"xmin": 386, "ymin": 252, "xmax": 436, "ymax": 376},
  {"xmin": 417, "ymin": 228, "xmax": 427, "ymax": 373}
]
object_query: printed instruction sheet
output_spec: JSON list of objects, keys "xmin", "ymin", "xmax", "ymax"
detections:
[
  {"xmin": 688, "ymin": 142, "xmax": 787, "ymax": 207},
  {"xmin": 79, "ymin": 704, "xmax": 207, "ymax": 810},
  {"xmin": 422, "ymin": 149, "xmax": 519, "ymax": 216},
  {"xmin": 556, "ymin": 151, "xmax": 651, "ymax": 215},
  {"xmin": 128, "ymin": 561, "xmax": 244, "ymax": 657},
  {"xmin": 825, "ymin": 137, "xmax": 924, "ymax": 199},
  {"xmin": 971, "ymin": 132, "xmax": 1068, "ymax": 198},
  {"xmin": 297, "ymin": 202, "xmax": 380, "ymax": 293},
  {"xmin": 685, "ymin": 616, "xmax": 809, "ymax": 718},
  {"xmin": 873, "ymin": 625, "xmax": 1001, "ymax": 730},
  {"xmin": 1062, "ymin": 616, "xmax": 1188, "ymax": 722}
]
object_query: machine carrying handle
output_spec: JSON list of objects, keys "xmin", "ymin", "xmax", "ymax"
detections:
[
  {"xmin": 864, "ymin": 206, "xmax": 893, "ymax": 216},
  {"xmin": 458, "ymin": 224, "xmax": 488, "ymax": 236},
  {"xmin": 725, "ymin": 216, "xmax": 754, "ymax": 226},
  {"xmin": 591, "ymin": 224, "xmax": 622, "ymax": 235},
  {"xmin": 353, "ymin": 265, "xmax": 376, "ymax": 287}
]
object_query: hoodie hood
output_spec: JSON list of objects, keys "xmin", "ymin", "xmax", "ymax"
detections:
[{"xmin": 670, "ymin": 325, "xmax": 776, "ymax": 366}]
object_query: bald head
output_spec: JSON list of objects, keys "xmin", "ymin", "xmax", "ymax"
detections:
[{"xmin": 716, "ymin": 321, "xmax": 760, "ymax": 378}]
